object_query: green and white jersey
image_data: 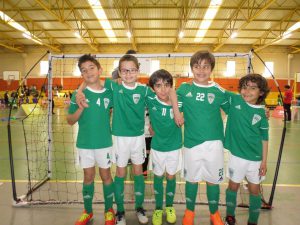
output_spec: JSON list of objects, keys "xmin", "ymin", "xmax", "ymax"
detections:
[
  {"xmin": 68, "ymin": 87, "xmax": 113, "ymax": 149},
  {"xmin": 105, "ymin": 79, "xmax": 152, "ymax": 136},
  {"xmin": 177, "ymin": 81, "xmax": 229, "ymax": 148},
  {"xmin": 146, "ymin": 95, "xmax": 182, "ymax": 152},
  {"xmin": 224, "ymin": 92, "xmax": 269, "ymax": 161}
]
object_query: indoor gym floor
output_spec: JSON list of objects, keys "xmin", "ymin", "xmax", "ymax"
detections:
[{"xmin": 0, "ymin": 107, "xmax": 300, "ymax": 225}]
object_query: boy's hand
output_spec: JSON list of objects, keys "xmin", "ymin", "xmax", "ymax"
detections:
[
  {"xmin": 174, "ymin": 111, "xmax": 184, "ymax": 127},
  {"xmin": 76, "ymin": 90, "xmax": 88, "ymax": 108},
  {"xmin": 259, "ymin": 161, "xmax": 267, "ymax": 176},
  {"xmin": 148, "ymin": 125, "xmax": 155, "ymax": 136}
]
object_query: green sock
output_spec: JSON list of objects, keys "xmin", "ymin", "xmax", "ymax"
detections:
[
  {"xmin": 154, "ymin": 175, "xmax": 164, "ymax": 209},
  {"xmin": 249, "ymin": 194, "xmax": 261, "ymax": 224},
  {"xmin": 206, "ymin": 184, "xmax": 220, "ymax": 214},
  {"xmin": 114, "ymin": 176, "xmax": 125, "ymax": 212},
  {"xmin": 226, "ymin": 189, "xmax": 237, "ymax": 216},
  {"xmin": 103, "ymin": 182, "xmax": 114, "ymax": 211},
  {"xmin": 185, "ymin": 181, "xmax": 198, "ymax": 211},
  {"xmin": 134, "ymin": 175, "xmax": 145, "ymax": 209},
  {"xmin": 166, "ymin": 177, "xmax": 176, "ymax": 207},
  {"xmin": 82, "ymin": 182, "xmax": 94, "ymax": 214}
]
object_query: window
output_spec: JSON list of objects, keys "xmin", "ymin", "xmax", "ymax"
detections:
[
  {"xmin": 224, "ymin": 61, "xmax": 235, "ymax": 77},
  {"xmin": 150, "ymin": 60, "xmax": 160, "ymax": 75},
  {"xmin": 263, "ymin": 61, "xmax": 273, "ymax": 78},
  {"xmin": 73, "ymin": 66, "xmax": 81, "ymax": 77},
  {"xmin": 40, "ymin": 61, "xmax": 49, "ymax": 76}
]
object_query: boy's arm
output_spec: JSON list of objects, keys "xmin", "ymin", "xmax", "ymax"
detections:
[
  {"xmin": 67, "ymin": 108, "xmax": 84, "ymax": 125},
  {"xmin": 169, "ymin": 88, "xmax": 184, "ymax": 126},
  {"xmin": 76, "ymin": 82, "xmax": 88, "ymax": 108},
  {"xmin": 259, "ymin": 140, "xmax": 268, "ymax": 176}
]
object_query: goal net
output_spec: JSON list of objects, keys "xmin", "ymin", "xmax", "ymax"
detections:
[{"xmin": 8, "ymin": 52, "xmax": 271, "ymax": 208}]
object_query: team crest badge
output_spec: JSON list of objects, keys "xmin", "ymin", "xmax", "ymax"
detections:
[
  {"xmin": 207, "ymin": 93, "xmax": 215, "ymax": 104},
  {"xmin": 133, "ymin": 94, "xmax": 140, "ymax": 104},
  {"xmin": 104, "ymin": 98, "xmax": 110, "ymax": 109},
  {"xmin": 252, "ymin": 114, "xmax": 261, "ymax": 125}
]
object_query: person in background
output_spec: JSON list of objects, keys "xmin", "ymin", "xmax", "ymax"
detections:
[
  {"xmin": 4, "ymin": 91, "xmax": 9, "ymax": 107},
  {"xmin": 283, "ymin": 84, "xmax": 293, "ymax": 121}
]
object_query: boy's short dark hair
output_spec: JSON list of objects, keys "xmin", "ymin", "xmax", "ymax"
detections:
[
  {"xmin": 190, "ymin": 50, "xmax": 215, "ymax": 70},
  {"xmin": 118, "ymin": 54, "xmax": 139, "ymax": 70},
  {"xmin": 238, "ymin": 73, "xmax": 270, "ymax": 104},
  {"xmin": 125, "ymin": 49, "xmax": 137, "ymax": 54},
  {"xmin": 284, "ymin": 84, "xmax": 290, "ymax": 89},
  {"xmin": 149, "ymin": 69, "xmax": 173, "ymax": 89},
  {"xmin": 78, "ymin": 54, "xmax": 101, "ymax": 71}
]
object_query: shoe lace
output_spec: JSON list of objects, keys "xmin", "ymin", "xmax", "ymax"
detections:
[
  {"xmin": 167, "ymin": 207, "xmax": 174, "ymax": 215},
  {"xmin": 137, "ymin": 207, "xmax": 146, "ymax": 216},
  {"xmin": 154, "ymin": 210, "xmax": 162, "ymax": 217},
  {"xmin": 79, "ymin": 213, "xmax": 90, "ymax": 222}
]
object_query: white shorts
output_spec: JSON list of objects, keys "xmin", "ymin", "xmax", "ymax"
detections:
[
  {"xmin": 150, "ymin": 149, "xmax": 182, "ymax": 176},
  {"xmin": 183, "ymin": 140, "xmax": 224, "ymax": 184},
  {"xmin": 77, "ymin": 147, "xmax": 113, "ymax": 169},
  {"xmin": 112, "ymin": 135, "xmax": 146, "ymax": 167},
  {"xmin": 227, "ymin": 154, "xmax": 265, "ymax": 184}
]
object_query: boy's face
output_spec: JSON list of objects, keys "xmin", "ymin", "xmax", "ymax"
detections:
[
  {"xmin": 240, "ymin": 81, "xmax": 263, "ymax": 105},
  {"xmin": 191, "ymin": 59, "xmax": 212, "ymax": 85},
  {"xmin": 153, "ymin": 79, "xmax": 171, "ymax": 102},
  {"xmin": 80, "ymin": 61, "xmax": 102, "ymax": 85},
  {"xmin": 119, "ymin": 61, "xmax": 138, "ymax": 86}
]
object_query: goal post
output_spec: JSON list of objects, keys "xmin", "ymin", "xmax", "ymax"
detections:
[{"xmin": 8, "ymin": 51, "xmax": 274, "ymax": 209}]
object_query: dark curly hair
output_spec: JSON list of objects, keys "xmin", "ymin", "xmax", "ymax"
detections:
[
  {"xmin": 238, "ymin": 73, "xmax": 270, "ymax": 104},
  {"xmin": 149, "ymin": 69, "xmax": 173, "ymax": 89}
]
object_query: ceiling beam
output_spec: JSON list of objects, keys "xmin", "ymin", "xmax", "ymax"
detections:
[
  {"xmin": 213, "ymin": 0, "xmax": 276, "ymax": 52},
  {"xmin": 113, "ymin": 0, "xmax": 137, "ymax": 51},
  {"xmin": 252, "ymin": 10, "xmax": 300, "ymax": 52},
  {"xmin": 34, "ymin": 0, "xmax": 99, "ymax": 51},
  {"xmin": 1, "ymin": 0, "xmax": 61, "ymax": 52},
  {"xmin": 2, "ymin": 5, "xmax": 298, "ymax": 11},
  {"xmin": 173, "ymin": 0, "xmax": 196, "ymax": 51},
  {"xmin": 0, "ymin": 42, "xmax": 23, "ymax": 52}
]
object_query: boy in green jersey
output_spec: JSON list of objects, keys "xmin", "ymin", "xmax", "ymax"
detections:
[
  {"xmin": 147, "ymin": 69, "xmax": 182, "ymax": 225},
  {"xmin": 224, "ymin": 74, "xmax": 270, "ymax": 225},
  {"xmin": 177, "ymin": 51, "xmax": 228, "ymax": 225},
  {"xmin": 67, "ymin": 55, "xmax": 115, "ymax": 225},
  {"xmin": 76, "ymin": 54, "xmax": 182, "ymax": 225}
]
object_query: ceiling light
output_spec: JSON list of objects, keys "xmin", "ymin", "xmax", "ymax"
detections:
[
  {"xmin": 22, "ymin": 32, "xmax": 42, "ymax": 45},
  {"xmin": 283, "ymin": 21, "xmax": 300, "ymax": 36},
  {"xmin": 88, "ymin": 0, "xmax": 117, "ymax": 42},
  {"xmin": 282, "ymin": 33, "xmax": 292, "ymax": 39},
  {"xmin": 127, "ymin": 31, "xmax": 132, "ymax": 38},
  {"xmin": 74, "ymin": 32, "xmax": 81, "ymax": 38},
  {"xmin": 194, "ymin": 0, "xmax": 223, "ymax": 42},
  {"xmin": 179, "ymin": 31, "xmax": 184, "ymax": 39},
  {"xmin": 1, "ymin": 10, "xmax": 43, "ymax": 45},
  {"xmin": 230, "ymin": 32, "xmax": 238, "ymax": 39}
]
